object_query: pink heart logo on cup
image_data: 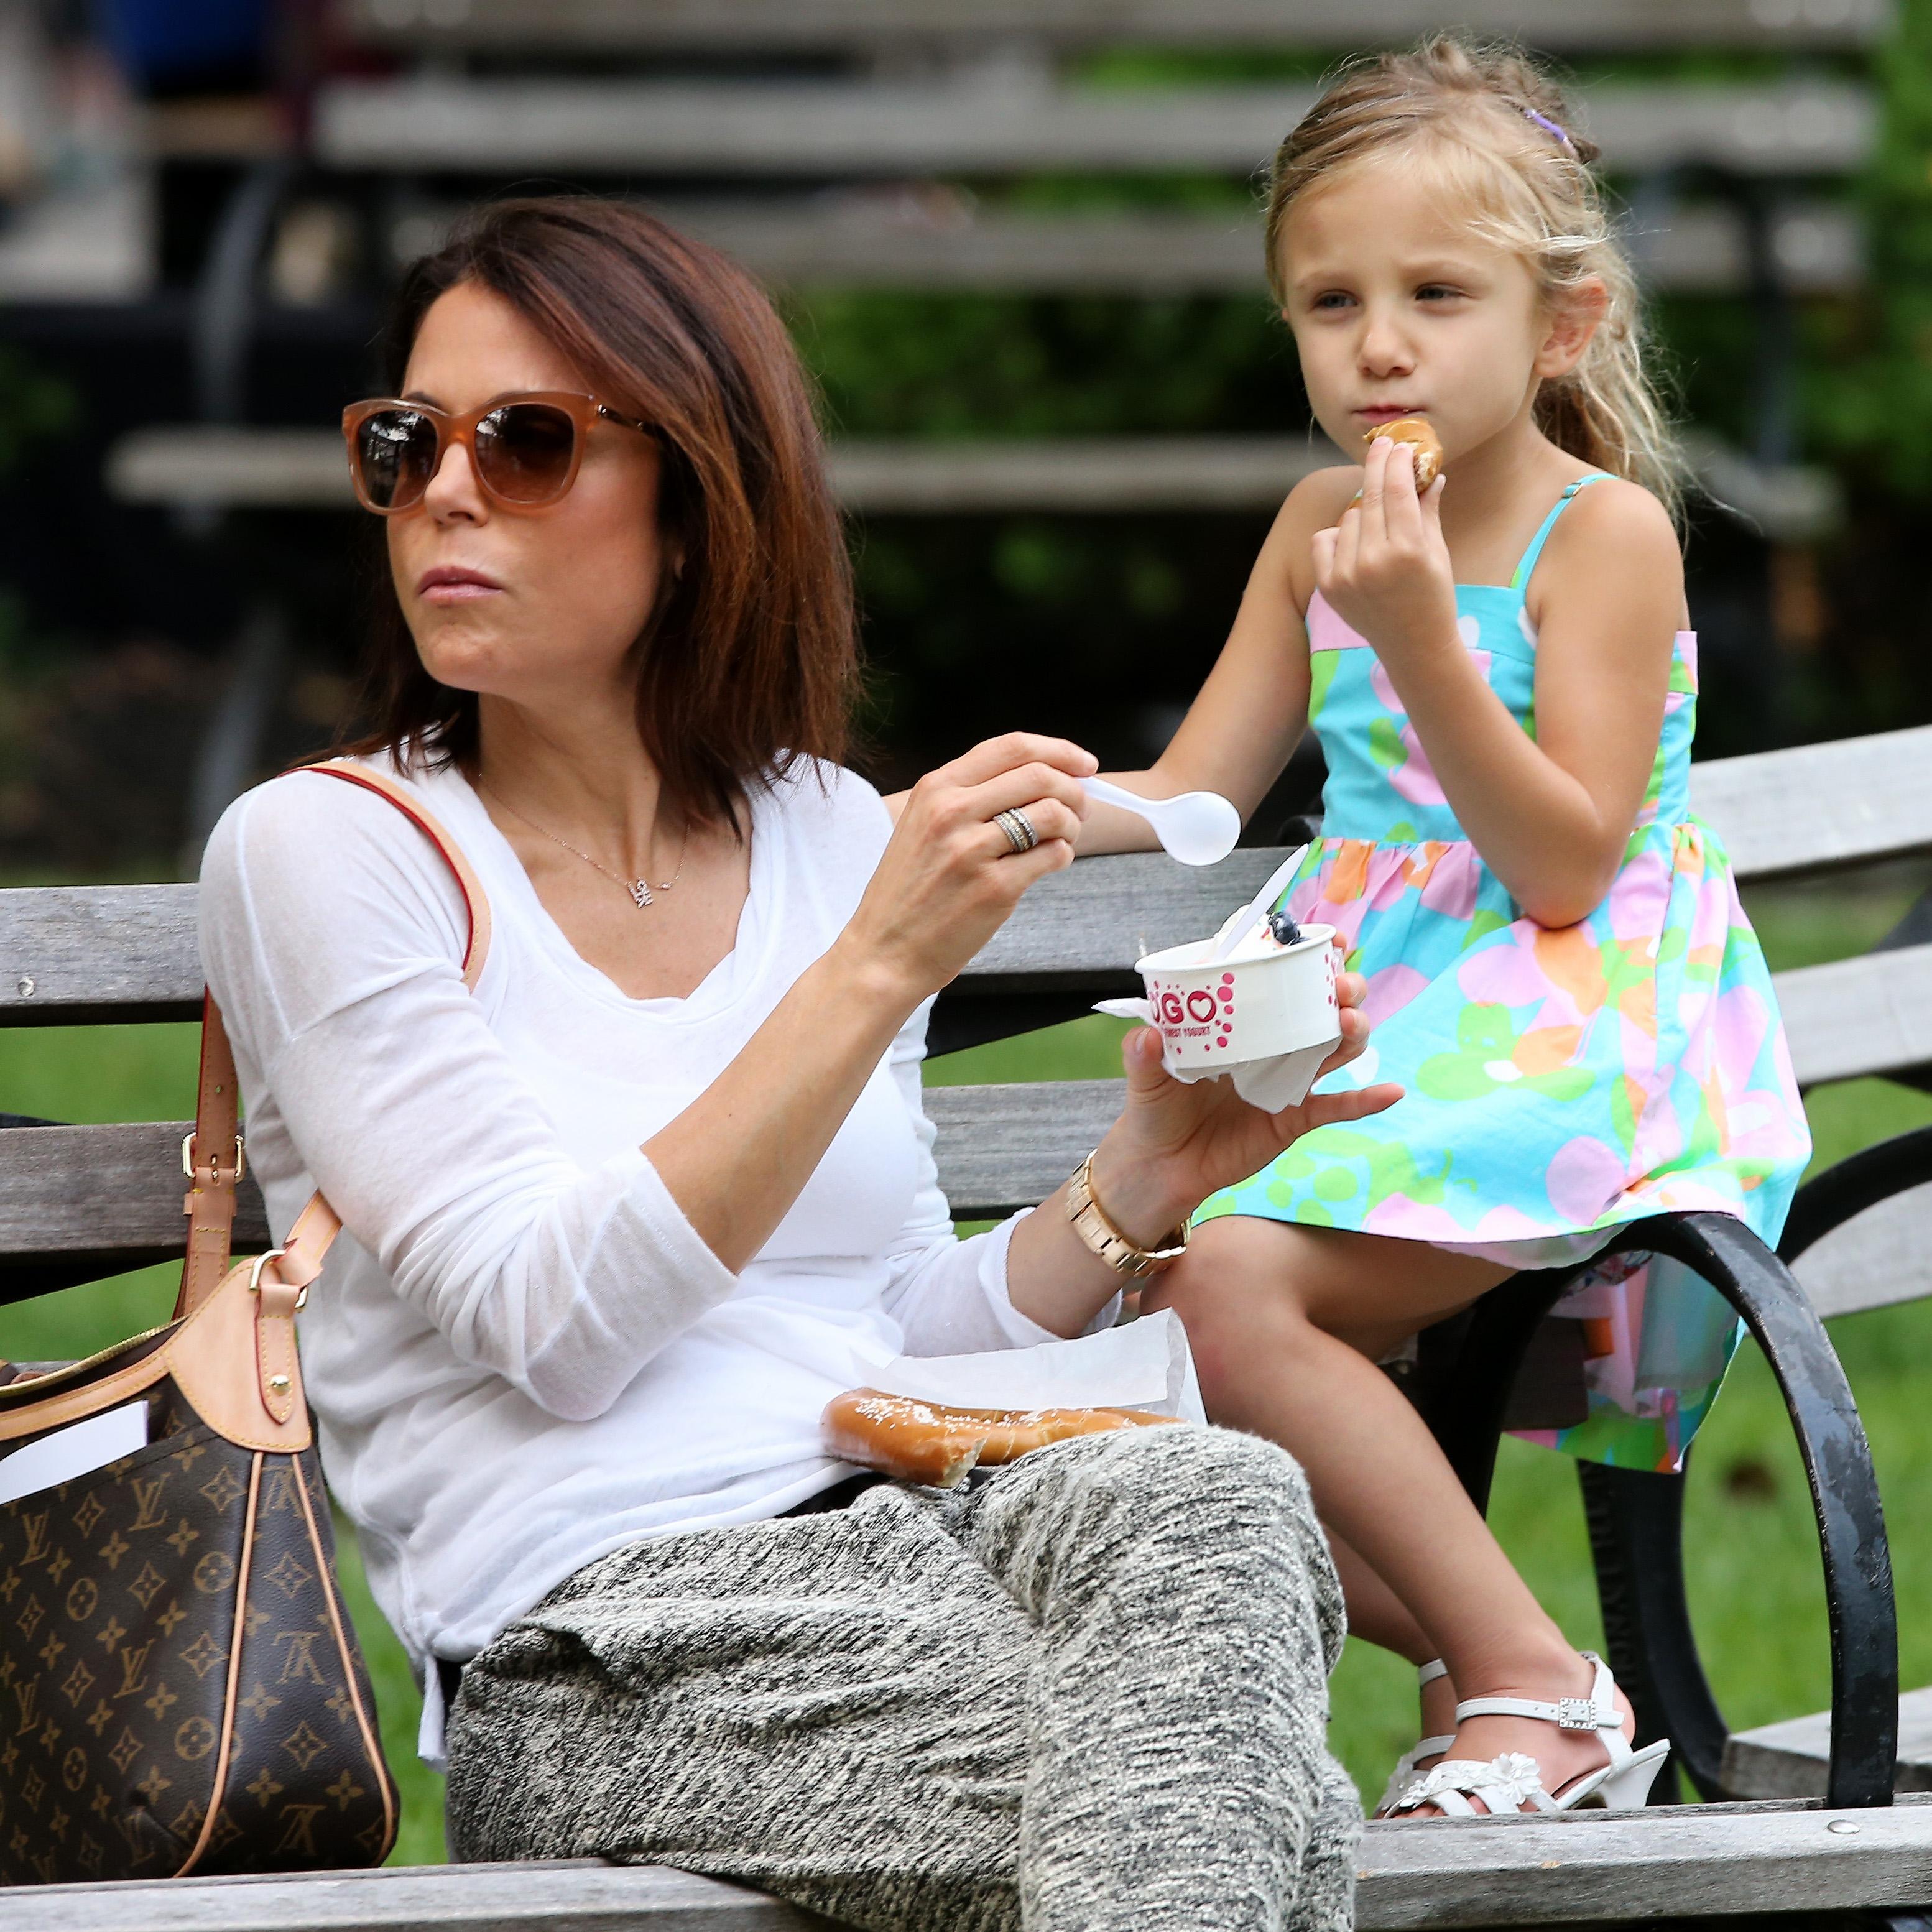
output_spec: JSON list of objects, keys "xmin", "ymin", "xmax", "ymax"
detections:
[{"xmin": 1098, "ymin": 923, "xmax": 1340, "ymax": 1111}]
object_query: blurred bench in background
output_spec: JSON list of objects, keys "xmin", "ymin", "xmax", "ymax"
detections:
[
  {"xmin": 339, "ymin": 0, "xmax": 1891, "ymax": 53},
  {"xmin": 0, "ymin": 0, "xmax": 1875, "ymax": 861}
]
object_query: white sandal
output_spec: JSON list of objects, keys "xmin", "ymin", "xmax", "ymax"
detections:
[
  {"xmin": 1374, "ymin": 1658, "xmax": 1457, "ymax": 1817},
  {"xmin": 1386, "ymin": 1651, "xmax": 1670, "ymax": 1818}
]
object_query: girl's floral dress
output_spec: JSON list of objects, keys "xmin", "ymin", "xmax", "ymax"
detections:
[{"xmin": 1196, "ymin": 476, "xmax": 1812, "ymax": 1470}]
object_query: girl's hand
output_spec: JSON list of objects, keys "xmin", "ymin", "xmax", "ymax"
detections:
[
  {"xmin": 1313, "ymin": 435, "xmax": 1458, "ymax": 665},
  {"xmin": 841, "ymin": 733, "xmax": 1097, "ymax": 1005},
  {"xmin": 1084, "ymin": 959, "xmax": 1403, "ymax": 1245}
]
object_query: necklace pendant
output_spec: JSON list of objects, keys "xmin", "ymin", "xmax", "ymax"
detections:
[{"xmin": 630, "ymin": 880, "xmax": 654, "ymax": 910}]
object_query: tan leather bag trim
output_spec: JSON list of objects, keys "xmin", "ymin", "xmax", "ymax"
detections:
[
  {"xmin": 0, "ymin": 1346, "xmax": 170, "ymax": 1441},
  {"xmin": 165, "ymin": 1263, "xmax": 313, "ymax": 1454},
  {"xmin": 254, "ymin": 1283, "xmax": 301, "ymax": 1426},
  {"xmin": 175, "ymin": 1451, "xmax": 261, "ymax": 1877},
  {"xmin": 274, "ymin": 1195, "xmax": 343, "ymax": 1295},
  {"xmin": 293, "ymin": 1456, "xmax": 398, "ymax": 1860},
  {"xmin": 176, "ymin": 991, "xmax": 244, "ymax": 1321}
]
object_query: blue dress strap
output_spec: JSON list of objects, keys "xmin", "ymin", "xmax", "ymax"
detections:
[{"xmin": 1509, "ymin": 471, "xmax": 1612, "ymax": 594}]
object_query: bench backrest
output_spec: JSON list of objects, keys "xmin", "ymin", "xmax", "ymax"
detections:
[{"xmin": 4, "ymin": 725, "xmax": 1932, "ymax": 1316}]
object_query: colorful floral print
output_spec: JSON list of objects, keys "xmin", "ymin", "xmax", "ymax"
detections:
[{"xmin": 1196, "ymin": 478, "xmax": 1810, "ymax": 1471}]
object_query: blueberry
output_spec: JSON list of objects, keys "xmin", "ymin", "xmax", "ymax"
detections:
[{"xmin": 1268, "ymin": 908, "xmax": 1303, "ymax": 947}]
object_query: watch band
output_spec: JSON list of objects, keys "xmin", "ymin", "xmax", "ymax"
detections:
[{"xmin": 1066, "ymin": 1152, "xmax": 1190, "ymax": 1279}]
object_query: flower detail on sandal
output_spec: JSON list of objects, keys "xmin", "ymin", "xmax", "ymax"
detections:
[
  {"xmin": 1375, "ymin": 1734, "xmax": 1458, "ymax": 1816},
  {"xmin": 1392, "ymin": 1752, "xmax": 1550, "ymax": 1815}
]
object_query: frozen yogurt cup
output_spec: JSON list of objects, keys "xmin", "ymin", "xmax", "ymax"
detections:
[{"xmin": 1096, "ymin": 922, "xmax": 1341, "ymax": 1112}]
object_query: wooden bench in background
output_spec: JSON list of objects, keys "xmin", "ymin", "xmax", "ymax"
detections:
[
  {"xmin": 93, "ymin": 0, "xmax": 1867, "ymax": 550},
  {"xmin": 7, "ymin": 721, "xmax": 1932, "ymax": 1924}
]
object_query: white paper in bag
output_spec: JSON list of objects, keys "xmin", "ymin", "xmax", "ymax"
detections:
[{"xmin": 847, "ymin": 1308, "xmax": 1206, "ymax": 1425}]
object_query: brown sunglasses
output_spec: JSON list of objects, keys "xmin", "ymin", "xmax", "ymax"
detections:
[{"xmin": 340, "ymin": 391, "xmax": 652, "ymax": 514}]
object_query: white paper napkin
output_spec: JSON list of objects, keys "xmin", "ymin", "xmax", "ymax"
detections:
[{"xmin": 847, "ymin": 1307, "xmax": 1206, "ymax": 1425}]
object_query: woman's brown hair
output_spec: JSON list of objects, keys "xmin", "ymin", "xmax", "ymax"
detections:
[{"xmin": 340, "ymin": 196, "xmax": 859, "ymax": 831}]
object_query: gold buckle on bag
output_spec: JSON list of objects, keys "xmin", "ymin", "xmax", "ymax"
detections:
[
  {"xmin": 247, "ymin": 1248, "xmax": 307, "ymax": 1310},
  {"xmin": 182, "ymin": 1133, "xmax": 246, "ymax": 1185}
]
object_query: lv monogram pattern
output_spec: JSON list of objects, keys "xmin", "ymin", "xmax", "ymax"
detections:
[{"xmin": 0, "ymin": 1383, "xmax": 396, "ymax": 1884}]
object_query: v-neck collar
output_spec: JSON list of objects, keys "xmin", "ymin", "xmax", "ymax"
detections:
[{"xmin": 425, "ymin": 762, "xmax": 780, "ymax": 1025}]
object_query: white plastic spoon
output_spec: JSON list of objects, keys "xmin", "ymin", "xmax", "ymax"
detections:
[
  {"xmin": 1209, "ymin": 845, "xmax": 1311, "ymax": 963},
  {"xmin": 1083, "ymin": 777, "xmax": 1241, "ymax": 867}
]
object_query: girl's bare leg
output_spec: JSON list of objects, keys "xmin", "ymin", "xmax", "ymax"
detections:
[
  {"xmin": 1325, "ymin": 1526, "xmax": 1458, "ymax": 1803},
  {"xmin": 1144, "ymin": 1215, "xmax": 1631, "ymax": 1813}
]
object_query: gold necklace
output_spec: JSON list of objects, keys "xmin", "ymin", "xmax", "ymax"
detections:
[{"xmin": 479, "ymin": 779, "xmax": 689, "ymax": 910}]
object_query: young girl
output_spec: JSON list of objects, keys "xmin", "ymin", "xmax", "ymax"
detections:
[{"xmin": 1081, "ymin": 37, "xmax": 1812, "ymax": 1817}]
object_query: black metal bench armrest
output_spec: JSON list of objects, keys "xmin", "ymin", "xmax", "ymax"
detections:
[{"xmin": 1418, "ymin": 1210, "xmax": 1897, "ymax": 1810}]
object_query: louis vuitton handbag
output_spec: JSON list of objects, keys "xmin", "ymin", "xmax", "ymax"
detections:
[{"xmin": 0, "ymin": 763, "xmax": 491, "ymax": 1885}]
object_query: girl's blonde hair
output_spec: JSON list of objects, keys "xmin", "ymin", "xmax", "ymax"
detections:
[{"xmin": 1264, "ymin": 35, "xmax": 1688, "ymax": 523}]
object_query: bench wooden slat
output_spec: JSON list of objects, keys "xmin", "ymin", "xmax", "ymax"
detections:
[
  {"xmin": 0, "ymin": 851, "xmax": 1295, "ymax": 1024},
  {"xmin": 0, "ymin": 1124, "xmax": 269, "ymax": 1273},
  {"xmin": 1724, "ymin": 1688, "xmax": 1932, "ymax": 1801},
  {"xmin": 6, "ymin": 1070, "xmax": 1926, "ymax": 1302},
  {"xmin": 374, "ymin": 198, "xmax": 1856, "ymax": 300},
  {"xmin": 1686, "ymin": 723, "xmax": 1932, "ymax": 882},
  {"xmin": 312, "ymin": 76, "xmax": 1874, "ymax": 179},
  {"xmin": 340, "ymin": 0, "xmax": 1893, "ymax": 52},
  {"xmin": 0, "ymin": 884, "xmax": 202, "ymax": 1025},
  {"xmin": 1, "ymin": 1860, "xmax": 821, "ymax": 1930},
  {"xmin": 11, "ymin": 726, "xmax": 1932, "ymax": 1027},
  {"xmin": 0, "ymin": 1086, "xmax": 1111, "ymax": 1268},
  {"xmin": 1777, "ymin": 943, "xmax": 1932, "ymax": 1089},
  {"xmin": 1790, "ymin": 1179, "xmax": 1932, "ymax": 1320},
  {"xmin": 925, "ymin": 1079, "xmax": 1122, "ymax": 1220},
  {"xmin": 104, "ymin": 427, "xmax": 1840, "ymax": 538},
  {"xmin": 6, "ymin": 1093, "xmax": 1928, "ymax": 1303},
  {"xmin": 105, "ymin": 428, "xmax": 1340, "ymax": 516},
  {"xmin": 1354, "ymin": 1794, "xmax": 1932, "ymax": 1928},
  {"xmin": 682, "ymin": 200, "xmax": 1857, "ymax": 297},
  {"xmin": 15, "ymin": 1801, "xmax": 1932, "ymax": 1928}
]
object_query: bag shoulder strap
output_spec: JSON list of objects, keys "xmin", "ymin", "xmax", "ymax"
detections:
[{"xmin": 177, "ymin": 760, "xmax": 494, "ymax": 1320}]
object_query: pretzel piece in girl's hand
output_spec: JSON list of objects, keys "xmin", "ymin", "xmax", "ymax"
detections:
[
  {"xmin": 1361, "ymin": 417, "xmax": 1444, "ymax": 489},
  {"xmin": 822, "ymin": 1387, "xmax": 1179, "ymax": 1489}
]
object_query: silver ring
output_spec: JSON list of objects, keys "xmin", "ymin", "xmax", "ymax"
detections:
[{"xmin": 994, "ymin": 808, "xmax": 1038, "ymax": 854}]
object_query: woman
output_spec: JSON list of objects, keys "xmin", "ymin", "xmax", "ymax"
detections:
[{"xmin": 199, "ymin": 198, "xmax": 1396, "ymax": 1932}]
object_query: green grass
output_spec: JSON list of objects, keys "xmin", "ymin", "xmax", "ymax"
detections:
[{"xmin": 2, "ymin": 879, "xmax": 1929, "ymax": 1849}]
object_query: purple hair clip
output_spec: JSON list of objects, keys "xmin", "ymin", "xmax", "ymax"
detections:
[{"xmin": 1522, "ymin": 106, "xmax": 1578, "ymax": 154}]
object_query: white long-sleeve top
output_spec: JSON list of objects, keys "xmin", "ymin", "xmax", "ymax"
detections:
[{"xmin": 199, "ymin": 754, "xmax": 1068, "ymax": 1763}]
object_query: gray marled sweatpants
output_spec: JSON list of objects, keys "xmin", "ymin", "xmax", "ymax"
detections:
[{"xmin": 445, "ymin": 1424, "xmax": 1361, "ymax": 1931}]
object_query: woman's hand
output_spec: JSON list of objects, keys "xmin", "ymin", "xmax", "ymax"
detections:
[
  {"xmin": 1313, "ymin": 435, "xmax": 1458, "ymax": 666},
  {"xmin": 1086, "ymin": 960, "xmax": 1403, "ymax": 1247},
  {"xmin": 841, "ymin": 733, "xmax": 1097, "ymax": 1006}
]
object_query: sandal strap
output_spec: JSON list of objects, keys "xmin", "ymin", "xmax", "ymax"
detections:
[
  {"xmin": 1389, "ymin": 1752, "xmax": 1558, "ymax": 1816},
  {"xmin": 1452, "ymin": 1652, "xmax": 1637, "ymax": 1780},
  {"xmin": 1417, "ymin": 1658, "xmax": 1449, "ymax": 1687},
  {"xmin": 1453, "ymin": 1651, "xmax": 1622, "ymax": 1738},
  {"xmin": 1375, "ymin": 1735, "xmax": 1458, "ymax": 1815}
]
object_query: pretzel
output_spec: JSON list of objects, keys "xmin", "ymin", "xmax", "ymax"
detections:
[
  {"xmin": 821, "ymin": 1388, "xmax": 1179, "ymax": 1489},
  {"xmin": 1362, "ymin": 416, "xmax": 1444, "ymax": 491}
]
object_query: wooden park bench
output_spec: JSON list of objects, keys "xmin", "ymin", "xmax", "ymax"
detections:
[{"xmin": 7, "ymin": 719, "xmax": 1932, "ymax": 1925}]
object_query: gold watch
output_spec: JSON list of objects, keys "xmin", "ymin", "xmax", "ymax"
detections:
[{"xmin": 1066, "ymin": 1152, "xmax": 1190, "ymax": 1279}]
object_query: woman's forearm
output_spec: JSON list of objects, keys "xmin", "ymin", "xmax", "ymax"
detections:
[{"xmin": 1001, "ymin": 1125, "xmax": 1197, "ymax": 1336}]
